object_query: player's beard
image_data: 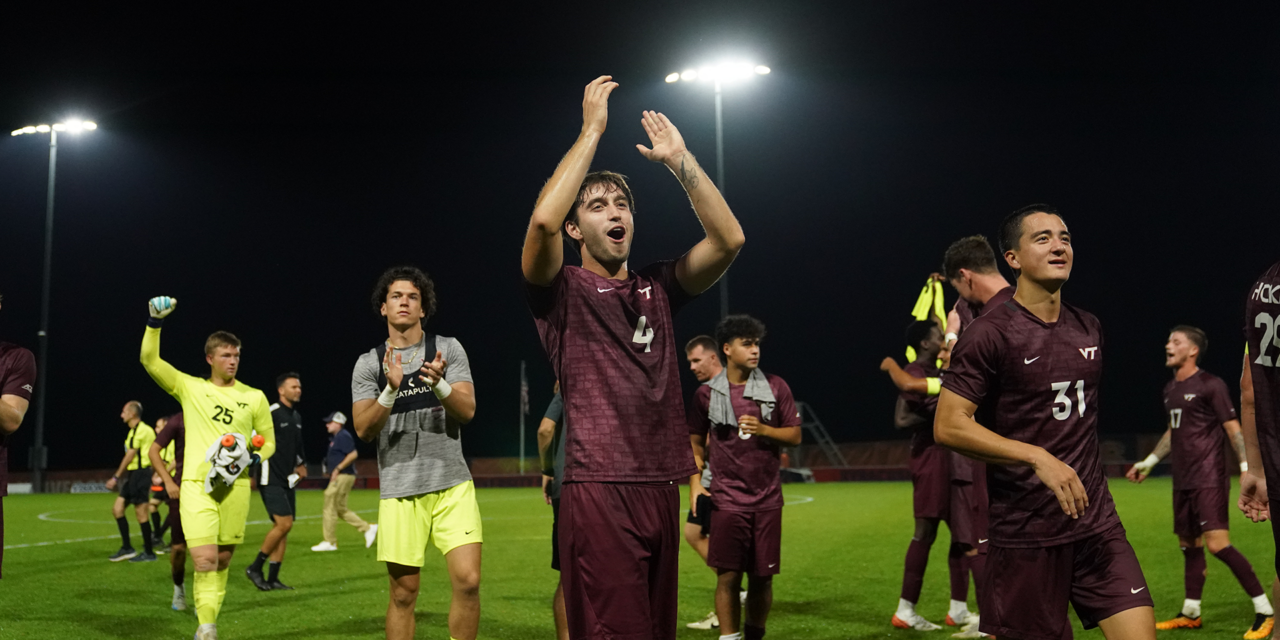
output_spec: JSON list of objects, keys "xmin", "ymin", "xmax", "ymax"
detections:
[{"xmin": 582, "ymin": 231, "xmax": 631, "ymax": 269}]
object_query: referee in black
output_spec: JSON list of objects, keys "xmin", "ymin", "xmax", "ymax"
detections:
[{"xmin": 246, "ymin": 372, "xmax": 307, "ymax": 590}]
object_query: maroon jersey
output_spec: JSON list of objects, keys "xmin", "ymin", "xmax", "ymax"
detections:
[
  {"xmin": 153, "ymin": 412, "xmax": 186, "ymax": 483},
  {"xmin": 0, "ymin": 343, "xmax": 36, "ymax": 498},
  {"xmin": 942, "ymin": 299, "xmax": 1119, "ymax": 547},
  {"xmin": 689, "ymin": 374, "xmax": 799, "ymax": 512},
  {"xmin": 528, "ymin": 262, "xmax": 699, "ymax": 483},
  {"xmin": 1245, "ymin": 261, "xmax": 1280, "ymax": 489},
  {"xmin": 902, "ymin": 360, "xmax": 941, "ymax": 456},
  {"xmin": 1164, "ymin": 370, "xmax": 1236, "ymax": 490},
  {"xmin": 955, "ymin": 286, "xmax": 1015, "ymax": 333}
]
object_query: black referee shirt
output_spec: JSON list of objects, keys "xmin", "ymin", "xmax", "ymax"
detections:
[{"xmin": 260, "ymin": 402, "xmax": 305, "ymax": 486}]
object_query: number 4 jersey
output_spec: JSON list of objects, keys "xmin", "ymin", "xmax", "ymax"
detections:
[
  {"xmin": 942, "ymin": 298, "xmax": 1120, "ymax": 548},
  {"xmin": 527, "ymin": 262, "xmax": 699, "ymax": 483},
  {"xmin": 1245, "ymin": 261, "xmax": 1280, "ymax": 487}
]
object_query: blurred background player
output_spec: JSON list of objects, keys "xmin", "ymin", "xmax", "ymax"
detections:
[
  {"xmin": 689, "ymin": 315, "xmax": 800, "ymax": 640},
  {"xmin": 536, "ymin": 383, "xmax": 568, "ymax": 640},
  {"xmin": 351, "ymin": 267, "xmax": 480, "ymax": 640},
  {"xmin": 522, "ymin": 75, "xmax": 744, "ymax": 639},
  {"xmin": 246, "ymin": 372, "xmax": 308, "ymax": 591},
  {"xmin": 141, "ymin": 295, "xmax": 277, "ymax": 640},
  {"xmin": 150, "ymin": 412, "xmax": 189, "ymax": 611},
  {"xmin": 0, "ymin": 293, "xmax": 36, "ymax": 580},
  {"xmin": 1126, "ymin": 326, "xmax": 1273, "ymax": 637},
  {"xmin": 941, "ymin": 236, "xmax": 1014, "ymax": 355},
  {"xmin": 148, "ymin": 415, "xmax": 177, "ymax": 553},
  {"xmin": 685, "ymin": 334, "xmax": 733, "ymax": 631},
  {"xmin": 312, "ymin": 410, "xmax": 375, "ymax": 551},
  {"xmin": 937, "ymin": 205, "xmax": 1155, "ymax": 640},
  {"xmin": 105, "ymin": 400, "xmax": 158, "ymax": 563}
]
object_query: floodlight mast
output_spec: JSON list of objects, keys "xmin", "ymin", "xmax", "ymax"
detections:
[
  {"xmin": 10, "ymin": 119, "xmax": 96, "ymax": 493},
  {"xmin": 664, "ymin": 64, "xmax": 769, "ymax": 319}
]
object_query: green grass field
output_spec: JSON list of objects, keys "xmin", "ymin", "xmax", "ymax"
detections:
[{"xmin": 0, "ymin": 478, "xmax": 1274, "ymax": 639}]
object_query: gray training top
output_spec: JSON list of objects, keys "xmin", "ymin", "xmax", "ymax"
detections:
[{"xmin": 351, "ymin": 334, "xmax": 473, "ymax": 500}]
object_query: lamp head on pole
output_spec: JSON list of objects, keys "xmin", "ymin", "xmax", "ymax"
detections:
[
  {"xmin": 12, "ymin": 119, "xmax": 97, "ymax": 136},
  {"xmin": 664, "ymin": 62, "xmax": 770, "ymax": 85}
]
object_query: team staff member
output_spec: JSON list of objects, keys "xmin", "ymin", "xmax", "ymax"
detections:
[
  {"xmin": 140, "ymin": 295, "xmax": 276, "ymax": 640},
  {"xmin": 106, "ymin": 401, "xmax": 158, "ymax": 563},
  {"xmin": 246, "ymin": 372, "xmax": 307, "ymax": 591},
  {"xmin": 0, "ymin": 294, "xmax": 36, "ymax": 579},
  {"xmin": 312, "ymin": 410, "xmax": 376, "ymax": 551},
  {"xmin": 150, "ymin": 412, "xmax": 189, "ymax": 612},
  {"xmin": 686, "ymin": 334, "xmax": 730, "ymax": 631}
]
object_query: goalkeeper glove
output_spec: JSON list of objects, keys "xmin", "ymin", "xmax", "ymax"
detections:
[{"xmin": 148, "ymin": 296, "xmax": 177, "ymax": 319}]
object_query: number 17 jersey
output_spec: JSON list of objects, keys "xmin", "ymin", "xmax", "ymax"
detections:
[{"xmin": 527, "ymin": 262, "xmax": 699, "ymax": 483}]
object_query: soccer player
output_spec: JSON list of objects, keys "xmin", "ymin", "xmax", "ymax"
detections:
[
  {"xmin": 245, "ymin": 372, "xmax": 307, "ymax": 591},
  {"xmin": 313, "ymin": 410, "xmax": 376, "ymax": 552},
  {"xmin": 536, "ymin": 385, "xmax": 569, "ymax": 640},
  {"xmin": 1126, "ymin": 326, "xmax": 1274, "ymax": 636},
  {"xmin": 148, "ymin": 415, "xmax": 177, "ymax": 552},
  {"xmin": 522, "ymin": 75, "xmax": 745, "ymax": 638},
  {"xmin": 150, "ymin": 412, "xmax": 189, "ymax": 611},
  {"xmin": 105, "ymin": 400, "xmax": 158, "ymax": 562},
  {"xmin": 0, "ymin": 294, "xmax": 36, "ymax": 580},
  {"xmin": 686, "ymin": 334, "xmax": 727, "ymax": 631},
  {"xmin": 351, "ymin": 266, "xmax": 479, "ymax": 640},
  {"xmin": 936, "ymin": 205, "xmax": 1156, "ymax": 640},
  {"xmin": 140, "ymin": 296, "xmax": 276, "ymax": 640},
  {"xmin": 689, "ymin": 315, "xmax": 800, "ymax": 640}
]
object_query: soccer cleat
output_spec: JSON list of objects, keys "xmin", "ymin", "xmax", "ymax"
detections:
[
  {"xmin": 172, "ymin": 590, "xmax": 187, "ymax": 611},
  {"xmin": 1156, "ymin": 613, "xmax": 1203, "ymax": 630},
  {"xmin": 951, "ymin": 630, "xmax": 991, "ymax": 639},
  {"xmin": 365, "ymin": 524, "xmax": 379, "ymax": 549},
  {"xmin": 311, "ymin": 541, "xmax": 339, "ymax": 552},
  {"xmin": 194, "ymin": 622, "xmax": 218, "ymax": 640},
  {"xmin": 893, "ymin": 614, "xmax": 943, "ymax": 631},
  {"xmin": 268, "ymin": 579, "xmax": 294, "ymax": 591},
  {"xmin": 129, "ymin": 551, "xmax": 158, "ymax": 563},
  {"xmin": 109, "ymin": 547, "xmax": 138, "ymax": 562},
  {"xmin": 686, "ymin": 611, "xmax": 719, "ymax": 630},
  {"xmin": 245, "ymin": 566, "xmax": 272, "ymax": 591},
  {"xmin": 947, "ymin": 611, "xmax": 978, "ymax": 627},
  {"xmin": 1244, "ymin": 614, "xmax": 1274, "ymax": 639}
]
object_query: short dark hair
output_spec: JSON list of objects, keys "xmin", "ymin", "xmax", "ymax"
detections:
[
  {"xmin": 715, "ymin": 315, "xmax": 767, "ymax": 351},
  {"xmin": 276, "ymin": 372, "xmax": 300, "ymax": 388},
  {"xmin": 372, "ymin": 266, "xmax": 437, "ymax": 325},
  {"xmin": 998, "ymin": 203, "xmax": 1062, "ymax": 277},
  {"xmin": 905, "ymin": 320, "xmax": 938, "ymax": 351},
  {"xmin": 564, "ymin": 171, "xmax": 635, "ymax": 249},
  {"xmin": 942, "ymin": 235, "xmax": 999, "ymax": 282},
  {"xmin": 685, "ymin": 335, "xmax": 718, "ymax": 354},
  {"xmin": 204, "ymin": 331, "xmax": 241, "ymax": 356},
  {"xmin": 1171, "ymin": 325, "xmax": 1208, "ymax": 363}
]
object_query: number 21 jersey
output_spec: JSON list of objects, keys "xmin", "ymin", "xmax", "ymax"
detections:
[
  {"xmin": 1245, "ymin": 260, "xmax": 1280, "ymax": 483},
  {"xmin": 528, "ymin": 262, "xmax": 699, "ymax": 483},
  {"xmin": 942, "ymin": 299, "xmax": 1119, "ymax": 547}
]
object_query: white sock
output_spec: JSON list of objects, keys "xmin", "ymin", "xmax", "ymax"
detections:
[
  {"xmin": 897, "ymin": 598, "xmax": 917, "ymax": 619},
  {"xmin": 950, "ymin": 599, "xmax": 970, "ymax": 619},
  {"xmin": 174, "ymin": 585, "xmax": 184, "ymax": 596},
  {"xmin": 1182, "ymin": 599, "xmax": 1202, "ymax": 619},
  {"xmin": 720, "ymin": 634, "xmax": 743, "ymax": 640},
  {"xmin": 1253, "ymin": 594, "xmax": 1274, "ymax": 616}
]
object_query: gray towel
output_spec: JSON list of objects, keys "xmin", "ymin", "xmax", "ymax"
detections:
[
  {"xmin": 708, "ymin": 368, "xmax": 775, "ymax": 439},
  {"xmin": 203, "ymin": 433, "xmax": 253, "ymax": 493}
]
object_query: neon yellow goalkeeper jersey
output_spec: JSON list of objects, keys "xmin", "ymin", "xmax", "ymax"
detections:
[{"xmin": 140, "ymin": 326, "xmax": 275, "ymax": 480}]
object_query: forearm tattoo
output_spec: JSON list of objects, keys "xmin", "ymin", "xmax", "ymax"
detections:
[
  {"xmin": 1152, "ymin": 430, "xmax": 1172, "ymax": 459},
  {"xmin": 677, "ymin": 153, "xmax": 701, "ymax": 190},
  {"xmin": 1231, "ymin": 430, "xmax": 1248, "ymax": 464}
]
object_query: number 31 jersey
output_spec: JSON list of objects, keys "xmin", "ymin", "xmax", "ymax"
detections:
[
  {"xmin": 942, "ymin": 299, "xmax": 1119, "ymax": 548},
  {"xmin": 527, "ymin": 262, "xmax": 699, "ymax": 483},
  {"xmin": 1245, "ymin": 260, "xmax": 1280, "ymax": 484}
]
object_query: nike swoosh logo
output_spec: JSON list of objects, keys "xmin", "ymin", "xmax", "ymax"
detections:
[
  {"xmin": 1199, "ymin": 521, "xmax": 1207, "ymax": 525},
  {"xmin": 1131, "ymin": 587, "xmax": 1146, "ymax": 594},
  {"xmin": 596, "ymin": 287, "xmax": 614, "ymax": 293},
  {"xmin": 1024, "ymin": 357, "xmax": 1040, "ymax": 364},
  {"xmin": 978, "ymin": 539, "xmax": 988, "ymax": 544},
  {"xmin": 768, "ymin": 563, "xmax": 777, "ymax": 568},
  {"xmin": 465, "ymin": 530, "xmax": 475, "ymax": 535}
]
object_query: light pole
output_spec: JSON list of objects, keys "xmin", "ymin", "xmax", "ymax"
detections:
[
  {"xmin": 10, "ymin": 119, "xmax": 97, "ymax": 493},
  {"xmin": 665, "ymin": 62, "xmax": 770, "ymax": 319}
]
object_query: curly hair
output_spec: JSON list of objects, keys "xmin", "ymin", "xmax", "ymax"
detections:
[
  {"xmin": 371, "ymin": 265, "xmax": 437, "ymax": 325},
  {"xmin": 715, "ymin": 314, "xmax": 767, "ymax": 350}
]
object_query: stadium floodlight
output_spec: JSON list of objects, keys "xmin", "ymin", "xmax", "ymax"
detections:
[
  {"xmin": 9, "ymin": 118, "xmax": 97, "ymax": 493},
  {"xmin": 663, "ymin": 61, "xmax": 770, "ymax": 319}
]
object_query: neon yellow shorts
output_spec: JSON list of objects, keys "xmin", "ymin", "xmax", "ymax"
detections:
[
  {"xmin": 180, "ymin": 478, "xmax": 250, "ymax": 548},
  {"xmin": 377, "ymin": 480, "xmax": 482, "ymax": 567}
]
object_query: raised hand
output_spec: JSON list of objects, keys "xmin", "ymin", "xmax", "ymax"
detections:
[
  {"xmin": 582, "ymin": 76, "xmax": 618, "ymax": 135},
  {"xmin": 148, "ymin": 296, "xmax": 177, "ymax": 319},
  {"xmin": 636, "ymin": 111, "xmax": 690, "ymax": 167},
  {"xmin": 382, "ymin": 348, "xmax": 405, "ymax": 391}
]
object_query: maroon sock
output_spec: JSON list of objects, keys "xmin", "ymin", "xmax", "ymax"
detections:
[
  {"xmin": 744, "ymin": 624, "xmax": 765, "ymax": 640},
  {"xmin": 1182, "ymin": 546, "xmax": 1206, "ymax": 600},
  {"xmin": 968, "ymin": 552, "xmax": 988, "ymax": 598},
  {"xmin": 948, "ymin": 543, "xmax": 968, "ymax": 602},
  {"xmin": 1213, "ymin": 546, "xmax": 1265, "ymax": 598},
  {"xmin": 900, "ymin": 538, "xmax": 931, "ymax": 603}
]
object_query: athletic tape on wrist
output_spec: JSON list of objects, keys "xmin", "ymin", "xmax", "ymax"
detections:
[
  {"xmin": 147, "ymin": 317, "xmax": 164, "ymax": 328},
  {"xmin": 431, "ymin": 377, "xmax": 452, "ymax": 399},
  {"xmin": 1241, "ymin": 461, "xmax": 1249, "ymax": 473},
  {"xmin": 1139, "ymin": 453, "xmax": 1159, "ymax": 472},
  {"xmin": 377, "ymin": 384, "xmax": 397, "ymax": 408},
  {"xmin": 944, "ymin": 332, "xmax": 958, "ymax": 345},
  {"xmin": 926, "ymin": 377, "xmax": 941, "ymax": 396}
]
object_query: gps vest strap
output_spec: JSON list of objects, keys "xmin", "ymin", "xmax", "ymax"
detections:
[{"xmin": 375, "ymin": 336, "xmax": 443, "ymax": 415}]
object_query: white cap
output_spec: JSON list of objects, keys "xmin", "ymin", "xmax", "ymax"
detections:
[{"xmin": 323, "ymin": 411, "xmax": 348, "ymax": 425}]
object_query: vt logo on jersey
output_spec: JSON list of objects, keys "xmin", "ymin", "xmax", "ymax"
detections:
[
  {"xmin": 638, "ymin": 286, "xmax": 652, "ymax": 300},
  {"xmin": 1184, "ymin": 394, "xmax": 1197, "ymax": 401},
  {"xmin": 1079, "ymin": 347, "xmax": 1098, "ymax": 359}
]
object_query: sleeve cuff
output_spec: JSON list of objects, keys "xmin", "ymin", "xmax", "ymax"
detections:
[{"xmin": 147, "ymin": 317, "xmax": 164, "ymax": 328}]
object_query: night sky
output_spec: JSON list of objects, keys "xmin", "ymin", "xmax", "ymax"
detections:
[{"xmin": 2, "ymin": 4, "xmax": 1279, "ymax": 472}]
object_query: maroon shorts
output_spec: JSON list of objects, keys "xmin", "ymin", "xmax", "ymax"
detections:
[
  {"xmin": 559, "ymin": 482, "xmax": 680, "ymax": 640},
  {"xmin": 911, "ymin": 445, "xmax": 951, "ymax": 520},
  {"xmin": 707, "ymin": 508, "xmax": 782, "ymax": 576},
  {"xmin": 550, "ymin": 498, "xmax": 560, "ymax": 572},
  {"xmin": 1173, "ymin": 486, "xmax": 1229, "ymax": 538},
  {"xmin": 979, "ymin": 523, "xmax": 1153, "ymax": 640},
  {"xmin": 949, "ymin": 460, "xmax": 989, "ymax": 552},
  {"xmin": 166, "ymin": 498, "xmax": 185, "ymax": 546}
]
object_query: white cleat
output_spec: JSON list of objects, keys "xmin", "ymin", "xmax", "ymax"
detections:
[
  {"xmin": 194, "ymin": 622, "xmax": 218, "ymax": 640},
  {"xmin": 892, "ymin": 612, "xmax": 943, "ymax": 631},
  {"xmin": 951, "ymin": 630, "xmax": 990, "ymax": 639},
  {"xmin": 172, "ymin": 590, "xmax": 187, "ymax": 611},
  {"xmin": 311, "ymin": 541, "xmax": 338, "ymax": 552},
  {"xmin": 686, "ymin": 611, "xmax": 719, "ymax": 630},
  {"xmin": 364, "ymin": 524, "xmax": 378, "ymax": 549}
]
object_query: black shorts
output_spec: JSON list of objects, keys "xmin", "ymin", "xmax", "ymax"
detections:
[
  {"xmin": 685, "ymin": 493, "xmax": 713, "ymax": 536},
  {"xmin": 551, "ymin": 498, "xmax": 561, "ymax": 572},
  {"xmin": 260, "ymin": 483, "xmax": 296, "ymax": 518},
  {"xmin": 119, "ymin": 468, "xmax": 153, "ymax": 506}
]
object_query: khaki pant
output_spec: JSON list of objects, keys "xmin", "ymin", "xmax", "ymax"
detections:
[{"xmin": 323, "ymin": 474, "xmax": 370, "ymax": 544}]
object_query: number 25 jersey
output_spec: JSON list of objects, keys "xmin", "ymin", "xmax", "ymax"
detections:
[
  {"xmin": 943, "ymin": 299, "xmax": 1119, "ymax": 547},
  {"xmin": 527, "ymin": 262, "xmax": 699, "ymax": 483}
]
